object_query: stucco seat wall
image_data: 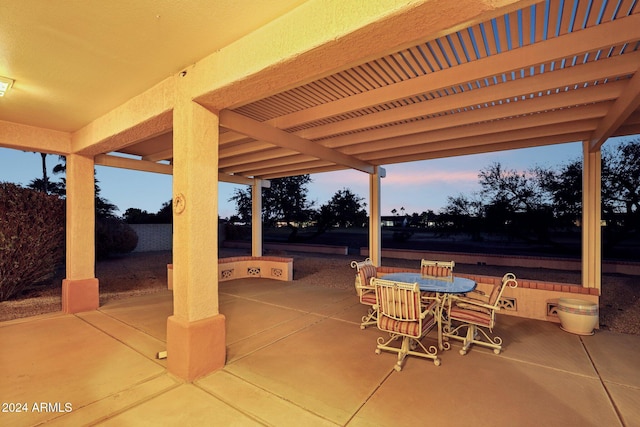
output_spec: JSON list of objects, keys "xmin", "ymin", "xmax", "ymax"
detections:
[{"xmin": 167, "ymin": 256, "xmax": 293, "ymax": 290}]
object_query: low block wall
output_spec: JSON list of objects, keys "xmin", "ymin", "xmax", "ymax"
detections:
[
  {"xmin": 223, "ymin": 240, "xmax": 348, "ymax": 255},
  {"xmin": 362, "ymin": 247, "xmax": 640, "ymax": 275},
  {"xmin": 167, "ymin": 256, "xmax": 293, "ymax": 289},
  {"xmin": 218, "ymin": 256, "xmax": 293, "ymax": 282},
  {"xmin": 373, "ymin": 266, "xmax": 599, "ymax": 325}
]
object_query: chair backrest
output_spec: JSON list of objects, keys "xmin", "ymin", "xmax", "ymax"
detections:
[
  {"xmin": 373, "ymin": 278, "xmax": 422, "ymax": 322},
  {"xmin": 488, "ymin": 273, "xmax": 518, "ymax": 308},
  {"xmin": 420, "ymin": 259, "xmax": 455, "ymax": 281},
  {"xmin": 351, "ymin": 258, "xmax": 378, "ymax": 289}
]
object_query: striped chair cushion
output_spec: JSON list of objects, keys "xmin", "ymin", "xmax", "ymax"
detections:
[
  {"xmin": 488, "ymin": 282, "xmax": 502, "ymax": 305},
  {"xmin": 378, "ymin": 314, "xmax": 435, "ymax": 338},
  {"xmin": 358, "ymin": 264, "xmax": 378, "ymax": 287},
  {"xmin": 361, "ymin": 290, "xmax": 377, "ymax": 305},
  {"xmin": 449, "ymin": 306, "xmax": 491, "ymax": 326},
  {"xmin": 421, "ymin": 265, "xmax": 451, "ymax": 277}
]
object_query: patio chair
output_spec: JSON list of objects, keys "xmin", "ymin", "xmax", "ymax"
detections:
[
  {"xmin": 373, "ymin": 278, "xmax": 441, "ymax": 371},
  {"xmin": 350, "ymin": 258, "xmax": 378, "ymax": 329},
  {"xmin": 420, "ymin": 259, "xmax": 455, "ymax": 302},
  {"xmin": 443, "ymin": 273, "xmax": 518, "ymax": 355},
  {"xmin": 420, "ymin": 259, "xmax": 455, "ymax": 281}
]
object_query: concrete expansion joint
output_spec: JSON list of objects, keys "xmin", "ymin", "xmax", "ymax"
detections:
[
  {"xmin": 74, "ymin": 310, "xmax": 168, "ymax": 367},
  {"xmin": 96, "ymin": 378, "xmax": 182, "ymax": 423}
]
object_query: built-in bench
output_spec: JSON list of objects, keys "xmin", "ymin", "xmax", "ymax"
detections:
[
  {"xmin": 167, "ymin": 256, "xmax": 294, "ymax": 289},
  {"xmin": 370, "ymin": 265, "xmax": 599, "ymax": 326}
]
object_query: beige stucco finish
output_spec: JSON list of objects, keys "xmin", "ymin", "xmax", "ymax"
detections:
[
  {"xmin": 62, "ymin": 154, "xmax": 99, "ymax": 313},
  {"xmin": 172, "ymin": 84, "xmax": 220, "ymax": 322}
]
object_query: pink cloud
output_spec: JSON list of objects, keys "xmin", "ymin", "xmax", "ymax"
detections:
[{"xmin": 383, "ymin": 169, "xmax": 478, "ymax": 185}]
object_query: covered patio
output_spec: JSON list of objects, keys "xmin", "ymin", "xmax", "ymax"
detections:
[
  {"xmin": 2, "ymin": 0, "xmax": 640, "ymax": 382},
  {"xmin": 2, "ymin": 274, "xmax": 638, "ymax": 426}
]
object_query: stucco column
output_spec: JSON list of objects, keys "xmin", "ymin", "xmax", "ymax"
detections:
[
  {"xmin": 369, "ymin": 167, "xmax": 384, "ymax": 266},
  {"xmin": 168, "ymin": 95, "xmax": 224, "ymax": 381},
  {"xmin": 251, "ymin": 178, "xmax": 263, "ymax": 257},
  {"xmin": 62, "ymin": 153, "xmax": 99, "ymax": 313},
  {"xmin": 582, "ymin": 142, "xmax": 602, "ymax": 293}
]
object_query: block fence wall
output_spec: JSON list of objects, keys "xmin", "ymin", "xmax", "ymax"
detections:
[
  {"xmin": 129, "ymin": 223, "xmax": 227, "ymax": 252},
  {"xmin": 129, "ymin": 224, "xmax": 173, "ymax": 252}
]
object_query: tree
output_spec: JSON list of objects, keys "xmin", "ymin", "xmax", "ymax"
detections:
[
  {"xmin": 602, "ymin": 140, "xmax": 640, "ymax": 232},
  {"xmin": 441, "ymin": 193, "xmax": 484, "ymax": 239},
  {"xmin": 229, "ymin": 188, "xmax": 251, "ymax": 223},
  {"xmin": 123, "ymin": 208, "xmax": 155, "ymax": 224},
  {"xmin": 478, "ymin": 162, "xmax": 553, "ymax": 240},
  {"xmin": 155, "ymin": 200, "xmax": 173, "ymax": 223},
  {"xmin": 536, "ymin": 160, "xmax": 582, "ymax": 227},
  {"xmin": 316, "ymin": 188, "xmax": 367, "ymax": 230},
  {"xmin": 27, "ymin": 152, "xmax": 64, "ymax": 195},
  {"xmin": 478, "ymin": 162, "xmax": 548, "ymax": 213},
  {"xmin": 123, "ymin": 200, "xmax": 172, "ymax": 224},
  {"xmin": 94, "ymin": 181, "xmax": 118, "ymax": 219},
  {"xmin": 230, "ymin": 175, "xmax": 315, "ymax": 240}
]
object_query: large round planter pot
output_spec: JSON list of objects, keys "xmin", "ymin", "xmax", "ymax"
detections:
[{"xmin": 557, "ymin": 298, "xmax": 599, "ymax": 335}]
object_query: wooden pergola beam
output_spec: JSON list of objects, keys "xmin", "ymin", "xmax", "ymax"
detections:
[
  {"xmin": 94, "ymin": 153, "xmax": 264, "ymax": 185},
  {"xmin": 589, "ymin": 66, "xmax": 640, "ymax": 151},
  {"xmin": 219, "ymin": 109, "xmax": 375, "ymax": 174}
]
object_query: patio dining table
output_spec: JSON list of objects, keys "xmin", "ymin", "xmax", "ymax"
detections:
[
  {"xmin": 380, "ymin": 272, "xmax": 476, "ymax": 294},
  {"xmin": 380, "ymin": 272, "xmax": 476, "ymax": 350}
]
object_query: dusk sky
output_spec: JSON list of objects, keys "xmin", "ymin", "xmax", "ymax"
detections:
[{"xmin": 0, "ymin": 137, "xmax": 632, "ymax": 219}]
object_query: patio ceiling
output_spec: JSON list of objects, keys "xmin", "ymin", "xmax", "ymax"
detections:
[{"xmin": 116, "ymin": 0, "xmax": 640, "ymax": 181}]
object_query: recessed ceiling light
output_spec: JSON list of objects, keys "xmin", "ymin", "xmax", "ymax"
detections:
[{"xmin": 0, "ymin": 76, "xmax": 15, "ymax": 97}]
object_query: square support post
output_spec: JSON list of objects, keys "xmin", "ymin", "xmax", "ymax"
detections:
[
  {"xmin": 168, "ymin": 87, "xmax": 225, "ymax": 381},
  {"xmin": 252, "ymin": 178, "xmax": 263, "ymax": 257},
  {"xmin": 582, "ymin": 142, "xmax": 602, "ymax": 293},
  {"xmin": 369, "ymin": 166, "xmax": 384, "ymax": 266},
  {"xmin": 62, "ymin": 153, "xmax": 99, "ymax": 313}
]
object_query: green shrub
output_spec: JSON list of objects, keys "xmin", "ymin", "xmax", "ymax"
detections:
[
  {"xmin": 0, "ymin": 183, "xmax": 65, "ymax": 301},
  {"xmin": 96, "ymin": 217, "xmax": 138, "ymax": 259}
]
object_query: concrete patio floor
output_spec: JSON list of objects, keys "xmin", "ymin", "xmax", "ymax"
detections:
[{"xmin": 2, "ymin": 279, "xmax": 639, "ymax": 427}]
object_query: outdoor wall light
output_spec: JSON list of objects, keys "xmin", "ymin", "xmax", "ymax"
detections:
[{"xmin": 0, "ymin": 76, "xmax": 15, "ymax": 97}]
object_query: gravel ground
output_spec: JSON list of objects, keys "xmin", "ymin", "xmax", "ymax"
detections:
[{"xmin": 1, "ymin": 249, "xmax": 638, "ymax": 335}]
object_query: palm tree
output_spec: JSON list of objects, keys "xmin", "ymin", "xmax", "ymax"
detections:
[
  {"xmin": 40, "ymin": 153, "xmax": 48, "ymax": 193},
  {"xmin": 27, "ymin": 152, "xmax": 63, "ymax": 194}
]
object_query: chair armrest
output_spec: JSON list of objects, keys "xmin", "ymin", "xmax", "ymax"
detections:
[
  {"xmin": 449, "ymin": 295, "xmax": 495, "ymax": 311},
  {"xmin": 464, "ymin": 290, "xmax": 490, "ymax": 303},
  {"xmin": 420, "ymin": 299, "xmax": 439, "ymax": 318},
  {"xmin": 468, "ymin": 289, "xmax": 485, "ymax": 296}
]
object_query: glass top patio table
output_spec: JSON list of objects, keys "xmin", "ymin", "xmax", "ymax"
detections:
[{"xmin": 381, "ymin": 272, "xmax": 476, "ymax": 294}]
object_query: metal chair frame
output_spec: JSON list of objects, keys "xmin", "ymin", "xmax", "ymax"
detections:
[
  {"xmin": 350, "ymin": 258, "xmax": 378, "ymax": 329},
  {"xmin": 443, "ymin": 273, "xmax": 518, "ymax": 355},
  {"xmin": 373, "ymin": 278, "xmax": 441, "ymax": 371}
]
